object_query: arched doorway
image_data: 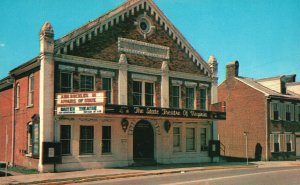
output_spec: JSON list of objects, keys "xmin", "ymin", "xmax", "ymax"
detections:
[{"xmin": 133, "ymin": 120, "xmax": 154, "ymax": 160}]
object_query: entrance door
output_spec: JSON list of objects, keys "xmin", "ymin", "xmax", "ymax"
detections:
[
  {"xmin": 133, "ymin": 120, "xmax": 154, "ymax": 160},
  {"xmin": 296, "ymin": 137, "xmax": 300, "ymax": 159}
]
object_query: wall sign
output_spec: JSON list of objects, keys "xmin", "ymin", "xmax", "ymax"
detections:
[
  {"xmin": 105, "ymin": 104, "xmax": 226, "ymax": 120},
  {"xmin": 56, "ymin": 91, "xmax": 105, "ymax": 115}
]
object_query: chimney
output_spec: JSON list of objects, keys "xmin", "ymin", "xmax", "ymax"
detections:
[{"xmin": 226, "ymin": 61, "xmax": 239, "ymax": 79}]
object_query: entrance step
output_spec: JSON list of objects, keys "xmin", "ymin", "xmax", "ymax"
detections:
[{"xmin": 132, "ymin": 159, "xmax": 157, "ymax": 167}]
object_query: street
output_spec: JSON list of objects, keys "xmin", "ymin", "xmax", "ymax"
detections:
[{"xmin": 78, "ymin": 166, "xmax": 300, "ymax": 185}]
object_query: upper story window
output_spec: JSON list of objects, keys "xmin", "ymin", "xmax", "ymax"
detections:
[
  {"xmin": 60, "ymin": 72, "xmax": 73, "ymax": 92},
  {"xmin": 80, "ymin": 74, "xmax": 94, "ymax": 92},
  {"xmin": 285, "ymin": 104, "xmax": 294, "ymax": 121},
  {"xmin": 186, "ymin": 87, "xmax": 195, "ymax": 109},
  {"xmin": 132, "ymin": 81, "xmax": 154, "ymax": 106},
  {"xmin": 296, "ymin": 105, "xmax": 300, "ymax": 122},
  {"xmin": 133, "ymin": 81, "xmax": 142, "ymax": 105},
  {"xmin": 145, "ymin": 82, "xmax": 154, "ymax": 106},
  {"xmin": 28, "ymin": 74, "xmax": 34, "ymax": 106},
  {"xmin": 171, "ymin": 86, "xmax": 180, "ymax": 109},
  {"xmin": 102, "ymin": 78, "xmax": 112, "ymax": 104},
  {"xmin": 15, "ymin": 83, "xmax": 20, "ymax": 109},
  {"xmin": 200, "ymin": 88, "xmax": 207, "ymax": 110},
  {"xmin": 270, "ymin": 102, "xmax": 280, "ymax": 120}
]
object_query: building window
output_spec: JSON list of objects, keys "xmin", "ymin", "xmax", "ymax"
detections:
[
  {"xmin": 132, "ymin": 81, "xmax": 154, "ymax": 106},
  {"xmin": 296, "ymin": 105, "xmax": 300, "ymax": 122},
  {"xmin": 145, "ymin": 82, "xmax": 154, "ymax": 106},
  {"xmin": 270, "ymin": 133, "xmax": 280, "ymax": 153},
  {"xmin": 173, "ymin": 127, "xmax": 181, "ymax": 152},
  {"xmin": 200, "ymin": 88, "xmax": 207, "ymax": 110},
  {"xmin": 15, "ymin": 83, "xmax": 20, "ymax": 109},
  {"xmin": 80, "ymin": 126, "xmax": 94, "ymax": 155},
  {"xmin": 286, "ymin": 134, "xmax": 292, "ymax": 152},
  {"xmin": 133, "ymin": 81, "xmax": 142, "ymax": 105},
  {"xmin": 102, "ymin": 126, "xmax": 111, "ymax": 154},
  {"xmin": 102, "ymin": 78, "xmax": 112, "ymax": 104},
  {"xmin": 285, "ymin": 104, "xmax": 294, "ymax": 121},
  {"xmin": 80, "ymin": 75, "xmax": 94, "ymax": 91},
  {"xmin": 27, "ymin": 122, "xmax": 33, "ymax": 155},
  {"xmin": 200, "ymin": 128, "xmax": 208, "ymax": 151},
  {"xmin": 60, "ymin": 72, "xmax": 73, "ymax": 92},
  {"xmin": 28, "ymin": 74, "xmax": 34, "ymax": 106},
  {"xmin": 270, "ymin": 103, "xmax": 280, "ymax": 120},
  {"xmin": 60, "ymin": 125, "xmax": 71, "ymax": 155},
  {"xmin": 186, "ymin": 128, "xmax": 195, "ymax": 151},
  {"xmin": 171, "ymin": 86, "xmax": 180, "ymax": 108},
  {"xmin": 186, "ymin": 87, "xmax": 195, "ymax": 109}
]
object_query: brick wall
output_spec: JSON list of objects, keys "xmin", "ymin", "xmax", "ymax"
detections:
[
  {"xmin": 218, "ymin": 78, "xmax": 267, "ymax": 160},
  {"xmin": 14, "ymin": 71, "xmax": 40, "ymax": 168},
  {"xmin": 68, "ymin": 10, "xmax": 204, "ymax": 75},
  {"xmin": 0, "ymin": 87, "xmax": 13, "ymax": 164}
]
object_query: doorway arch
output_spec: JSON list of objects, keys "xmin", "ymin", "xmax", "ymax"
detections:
[{"xmin": 133, "ymin": 120, "xmax": 154, "ymax": 160}]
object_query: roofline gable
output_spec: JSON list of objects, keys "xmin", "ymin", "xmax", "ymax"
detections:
[{"xmin": 54, "ymin": 0, "xmax": 211, "ymax": 76}]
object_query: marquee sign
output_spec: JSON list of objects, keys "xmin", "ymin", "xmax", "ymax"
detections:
[
  {"xmin": 56, "ymin": 91, "xmax": 105, "ymax": 115},
  {"xmin": 105, "ymin": 104, "xmax": 226, "ymax": 120}
]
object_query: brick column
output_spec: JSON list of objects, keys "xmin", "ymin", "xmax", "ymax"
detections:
[{"xmin": 38, "ymin": 22, "xmax": 55, "ymax": 172}]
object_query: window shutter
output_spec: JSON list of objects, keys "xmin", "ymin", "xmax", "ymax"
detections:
[
  {"xmin": 270, "ymin": 134, "xmax": 274, "ymax": 152},
  {"xmin": 280, "ymin": 134, "xmax": 285, "ymax": 152},
  {"xmin": 291, "ymin": 134, "xmax": 295, "ymax": 152},
  {"xmin": 290, "ymin": 105, "xmax": 295, "ymax": 121},
  {"xmin": 270, "ymin": 102, "xmax": 274, "ymax": 120},
  {"xmin": 280, "ymin": 103, "xmax": 286, "ymax": 121},
  {"xmin": 295, "ymin": 106, "xmax": 299, "ymax": 122}
]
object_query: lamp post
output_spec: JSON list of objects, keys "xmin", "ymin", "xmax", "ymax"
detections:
[{"xmin": 244, "ymin": 131, "xmax": 249, "ymax": 165}]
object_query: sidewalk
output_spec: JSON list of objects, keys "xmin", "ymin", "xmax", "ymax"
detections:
[{"xmin": 1, "ymin": 161, "xmax": 299, "ymax": 185}]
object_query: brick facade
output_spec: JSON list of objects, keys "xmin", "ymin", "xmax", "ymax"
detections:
[{"xmin": 218, "ymin": 77, "xmax": 267, "ymax": 160}]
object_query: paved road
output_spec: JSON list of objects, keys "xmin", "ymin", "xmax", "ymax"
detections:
[{"xmin": 78, "ymin": 166, "xmax": 300, "ymax": 185}]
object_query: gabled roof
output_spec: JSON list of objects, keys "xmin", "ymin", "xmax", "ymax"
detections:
[
  {"xmin": 54, "ymin": 0, "xmax": 211, "ymax": 76},
  {"xmin": 9, "ymin": 57, "xmax": 40, "ymax": 77},
  {"xmin": 236, "ymin": 76, "xmax": 300, "ymax": 99}
]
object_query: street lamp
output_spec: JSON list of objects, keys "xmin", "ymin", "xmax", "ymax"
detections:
[{"xmin": 243, "ymin": 131, "xmax": 249, "ymax": 165}]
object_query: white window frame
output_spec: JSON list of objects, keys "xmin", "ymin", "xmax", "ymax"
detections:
[
  {"xmin": 186, "ymin": 127, "xmax": 196, "ymax": 152},
  {"xmin": 27, "ymin": 122, "xmax": 33, "ymax": 156},
  {"xmin": 27, "ymin": 74, "xmax": 34, "ymax": 106},
  {"xmin": 171, "ymin": 85, "xmax": 181, "ymax": 109},
  {"xmin": 102, "ymin": 77, "xmax": 113, "ymax": 104},
  {"xmin": 186, "ymin": 87, "xmax": 196, "ymax": 110},
  {"xmin": 200, "ymin": 127, "xmax": 209, "ymax": 151},
  {"xmin": 132, "ymin": 80, "xmax": 155, "ymax": 106},
  {"xmin": 60, "ymin": 71, "xmax": 73, "ymax": 92},
  {"xmin": 15, "ymin": 83, "xmax": 20, "ymax": 109},
  {"xmin": 199, "ymin": 88, "xmax": 207, "ymax": 110},
  {"xmin": 173, "ymin": 126, "xmax": 181, "ymax": 152},
  {"xmin": 79, "ymin": 74, "xmax": 95, "ymax": 92}
]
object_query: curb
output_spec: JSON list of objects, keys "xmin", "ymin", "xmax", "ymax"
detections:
[{"xmin": 15, "ymin": 165, "xmax": 257, "ymax": 185}]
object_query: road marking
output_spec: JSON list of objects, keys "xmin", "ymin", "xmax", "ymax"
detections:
[{"xmin": 161, "ymin": 168, "xmax": 300, "ymax": 185}]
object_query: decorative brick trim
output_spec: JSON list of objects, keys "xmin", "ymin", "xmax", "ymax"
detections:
[{"xmin": 118, "ymin": 37, "xmax": 169, "ymax": 60}]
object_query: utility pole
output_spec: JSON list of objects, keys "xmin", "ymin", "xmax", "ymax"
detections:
[
  {"xmin": 5, "ymin": 122, "xmax": 8, "ymax": 176},
  {"xmin": 244, "ymin": 131, "xmax": 249, "ymax": 165}
]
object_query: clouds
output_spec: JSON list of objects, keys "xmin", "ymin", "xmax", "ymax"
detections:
[{"xmin": 0, "ymin": 43, "xmax": 5, "ymax": 47}]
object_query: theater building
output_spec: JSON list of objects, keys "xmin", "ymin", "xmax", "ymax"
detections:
[
  {"xmin": 218, "ymin": 61, "xmax": 300, "ymax": 161},
  {"xmin": 0, "ymin": 0, "xmax": 226, "ymax": 172}
]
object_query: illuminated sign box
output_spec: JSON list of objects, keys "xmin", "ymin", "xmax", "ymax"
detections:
[{"xmin": 56, "ymin": 91, "xmax": 105, "ymax": 115}]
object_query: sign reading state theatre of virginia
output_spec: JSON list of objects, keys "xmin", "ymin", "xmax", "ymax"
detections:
[
  {"xmin": 56, "ymin": 91, "xmax": 105, "ymax": 115},
  {"xmin": 105, "ymin": 104, "xmax": 226, "ymax": 120}
]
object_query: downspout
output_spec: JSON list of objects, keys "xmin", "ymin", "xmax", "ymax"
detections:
[
  {"xmin": 11, "ymin": 76, "xmax": 16, "ymax": 166},
  {"xmin": 265, "ymin": 97, "xmax": 270, "ymax": 161}
]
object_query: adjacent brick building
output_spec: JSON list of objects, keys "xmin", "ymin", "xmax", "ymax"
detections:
[
  {"xmin": 0, "ymin": 0, "xmax": 225, "ymax": 172},
  {"xmin": 218, "ymin": 61, "xmax": 300, "ymax": 161}
]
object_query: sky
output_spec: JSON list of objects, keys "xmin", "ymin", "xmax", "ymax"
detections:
[{"xmin": 0, "ymin": 0, "xmax": 299, "ymax": 83}]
